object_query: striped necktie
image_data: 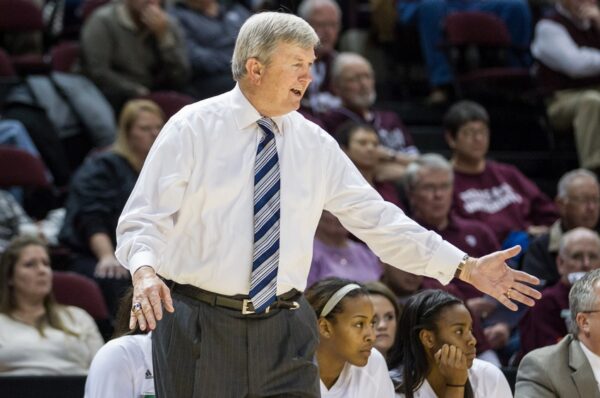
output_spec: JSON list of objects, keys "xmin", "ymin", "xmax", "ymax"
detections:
[{"xmin": 249, "ymin": 117, "xmax": 280, "ymax": 313}]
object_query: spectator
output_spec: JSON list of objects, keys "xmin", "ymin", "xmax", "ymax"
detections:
[
  {"xmin": 322, "ymin": 52, "xmax": 418, "ymax": 182},
  {"xmin": 396, "ymin": 0, "xmax": 532, "ymax": 103},
  {"xmin": 519, "ymin": 227, "xmax": 600, "ymax": 356},
  {"xmin": 305, "ymin": 278, "xmax": 395, "ymax": 397},
  {"xmin": 0, "ymin": 236, "xmax": 103, "ymax": 375},
  {"xmin": 523, "ymin": 169, "xmax": 600, "ymax": 288},
  {"xmin": 308, "ymin": 211, "xmax": 382, "ymax": 287},
  {"xmin": 335, "ymin": 122, "xmax": 405, "ymax": 208},
  {"xmin": 80, "ymin": 0, "xmax": 190, "ymax": 112},
  {"xmin": 84, "ymin": 288, "xmax": 154, "ymax": 398},
  {"xmin": 444, "ymin": 100, "xmax": 559, "ymax": 245},
  {"xmin": 515, "ymin": 268, "xmax": 600, "ymax": 397},
  {"xmin": 388, "ymin": 289, "xmax": 512, "ymax": 397},
  {"xmin": 531, "ymin": 0, "xmax": 600, "ymax": 173},
  {"xmin": 298, "ymin": 0, "xmax": 343, "ymax": 115},
  {"xmin": 170, "ymin": 0, "xmax": 250, "ymax": 100},
  {"xmin": 60, "ymin": 100, "xmax": 164, "ymax": 315},
  {"xmin": 365, "ymin": 281, "xmax": 401, "ymax": 360}
]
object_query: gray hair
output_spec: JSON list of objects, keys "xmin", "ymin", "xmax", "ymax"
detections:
[
  {"xmin": 569, "ymin": 268, "xmax": 600, "ymax": 336},
  {"xmin": 557, "ymin": 168, "xmax": 598, "ymax": 199},
  {"xmin": 231, "ymin": 12, "xmax": 319, "ymax": 81},
  {"xmin": 558, "ymin": 227, "xmax": 600, "ymax": 258},
  {"xmin": 404, "ymin": 153, "xmax": 453, "ymax": 192},
  {"xmin": 297, "ymin": 0, "xmax": 341, "ymax": 21},
  {"xmin": 330, "ymin": 52, "xmax": 372, "ymax": 87}
]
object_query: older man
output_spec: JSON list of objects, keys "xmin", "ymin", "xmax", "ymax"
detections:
[
  {"xmin": 321, "ymin": 52, "xmax": 419, "ymax": 180},
  {"xmin": 531, "ymin": 0, "xmax": 600, "ymax": 173},
  {"xmin": 523, "ymin": 169, "xmax": 600, "ymax": 288},
  {"xmin": 298, "ymin": 0, "xmax": 343, "ymax": 115},
  {"xmin": 116, "ymin": 12, "xmax": 541, "ymax": 397},
  {"xmin": 520, "ymin": 227, "xmax": 600, "ymax": 356},
  {"xmin": 516, "ymin": 268, "xmax": 600, "ymax": 397},
  {"xmin": 81, "ymin": 0, "xmax": 190, "ymax": 111}
]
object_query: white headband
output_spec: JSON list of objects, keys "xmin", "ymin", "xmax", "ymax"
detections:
[{"xmin": 320, "ymin": 283, "xmax": 361, "ymax": 318}]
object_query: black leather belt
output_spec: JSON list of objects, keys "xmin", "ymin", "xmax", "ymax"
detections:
[{"xmin": 168, "ymin": 280, "xmax": 301, "ymax": 314}]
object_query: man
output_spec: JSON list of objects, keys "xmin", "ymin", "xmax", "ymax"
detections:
[
  {"xmin": 170, "ymin": 0, "xmax": 250, "ymax": 99},
  {"xmin": 321, "ymin": 52, "xmax": 419, "ymax": 181},
  {"xmin": 520, "ymin": 227, "xmax": 600, "ymax": 356},
  {"xmin": 297, "ymin": 0, "xmax": 342, "ymax": 115},
  {"xmin": 522, "ymin": 169, "xmax": 600, "ymax": 288},
  {"xmin": 516, "ymin": 268, "xmax": 600, "ymax": 397},
  {"xmin": 81, "ymin": 0, "xmax": 190, "ymax": 111},
  {"xmin": 116, "ymin": 12, "xmax": 541, "ymax": 397},
  {"xmin": 444, "ymin": 100, "xmax": 559, "ymax": 244},
  {"xmin": 531, "ymin": 0, "xmax": 600, "ymax": 173}
]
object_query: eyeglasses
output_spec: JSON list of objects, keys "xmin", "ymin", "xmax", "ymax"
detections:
[
  {"xmin": 567, "ymin": 196, "xmax": 600, "ymax": 206},
  {"xmin": 563, "ymin": 252, "xmax": 600, "ymax": 265},
  {"xmin": 415, "ymin": 182, "xmax": 453, "ymax": 194}
]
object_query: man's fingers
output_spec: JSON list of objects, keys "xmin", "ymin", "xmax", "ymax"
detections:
[
  {"xmin": 499, "ymin": 245, "xmax": 521, "ymax": 260},
  {"xmin": 512, "ymin": 282, "xmax": 542, "ymax": 302},
  {"xmin": 141, "ymin": 299, "xmax": 157, "ymax": 330},
  {"xmin": 512, "ymin": 270, "xmax": 541, "ymax": 288},
  {"xmin": 129, "ymin": 312, "xmax": 138, "ymax": 330},
  {"xmin": 495, "ymin": 291, "xmax": 518, "ymax": 311},
  {"xmin": 161, "ymin": 283, "xmax": 174, "ymax": 312},
  {"xmin": 149, "ymin": 290, "xmax": 163, "ymax": 321}
]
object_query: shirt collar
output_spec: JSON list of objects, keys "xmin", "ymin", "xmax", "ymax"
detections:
[
  {"xmin": 116, "ymin": 2, "xmax": 141, "ymax": 32},
  {"xmin": 229, "ymin": 84, "xmax": 284, "ymax": 135},
  {"xmin": 579, "ymin": 340, "xmax": 600, "ymax": 380}
]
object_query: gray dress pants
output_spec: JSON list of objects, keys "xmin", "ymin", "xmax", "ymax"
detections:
[{"xmin": 152, "ymin": 292, "xmax": 320, "ymax": 398}]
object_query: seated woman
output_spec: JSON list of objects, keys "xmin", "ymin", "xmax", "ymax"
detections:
[
  {"xmin": 365, "ymin": 281, "xmax": 401, "ymax": 360},
  {"xmin": 305, "ymin": 277, "xmax": 395, "ymax": 397},
  {"xmin": 0, "ymin": 236, "xmax": 103, "ymax": 375},
  {"xmin": 388, "ymin": 289, "xmax": 511, "ymax": 397},
  {"xmin": 60, "ymin": 99, "xmax": 164, "ymax": 315},
  {"xmin": 84, "ymin": 288, "xmax": 153, "ymax": 398}
]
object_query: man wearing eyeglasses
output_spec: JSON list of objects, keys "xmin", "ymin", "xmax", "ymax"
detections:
[
  {"xmin": 519, "ymin": 227, "xmax": 600, "ymax": 356},
  {"xmin": 516, "ymin": 267, "xmax": 600, "ymax": 397},
  {"xmin": 523, "ymin": 168, "xmax": 600, "ymax": 289}
]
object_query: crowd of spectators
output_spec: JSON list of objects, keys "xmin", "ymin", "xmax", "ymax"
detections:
[{"xmin": 2, "ymin": 0, "xmax": 600, "ymax": 395}]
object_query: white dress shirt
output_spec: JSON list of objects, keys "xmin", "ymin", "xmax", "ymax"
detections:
[
  {"xmin": 115, "ymin": 85, "xmax": 464, "ymax": 296},
  {"xmin": 579, "ymin": 341, "xmax": 600, "ymax": 389},
  {"xmin": 531, "ymin": 5, "xmax": 600, "ymax": 79}
]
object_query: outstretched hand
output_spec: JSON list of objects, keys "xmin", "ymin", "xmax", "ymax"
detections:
[{"xmin": 459, "ymin": 245, "xmax": 541, "ymax": 311}]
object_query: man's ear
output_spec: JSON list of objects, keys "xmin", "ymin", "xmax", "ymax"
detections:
[
  {"xmin": 419, "ymin": 329, "xmax": 435, "ymax": 349},
  {"xmin": 318, "ymin": 317, "xmax": 333, "ymax": 339},
  {"xmin": 577, "ymin": 312, "xmax": 591, "ymax": 335},
  {"xmin": 245, "ymin": 57, "xmax": 263, "ymax": 85}
]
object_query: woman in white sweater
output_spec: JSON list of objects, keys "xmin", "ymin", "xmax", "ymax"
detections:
[{"xmin": 0, "ymin": 236, "xmax": 103, "ymax": 375}]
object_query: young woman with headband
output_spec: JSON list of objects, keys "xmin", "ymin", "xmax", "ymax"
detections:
[{"xmin": 305, "ymin": 277, "xmax": 395, "ymax": 397}]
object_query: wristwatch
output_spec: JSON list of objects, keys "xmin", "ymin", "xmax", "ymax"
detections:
[{"xmin": 454, "ymin": 254, "xmax": 470, "ymax": 278}]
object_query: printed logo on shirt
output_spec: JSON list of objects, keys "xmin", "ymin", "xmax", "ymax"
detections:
[
  {"xmin": 378, "ymin": 128, "xmax": 407, "ymax": 151},
  {"xmin": 465, "ymin": 234, "xmax": 477, "ymax": 247},
  {"xmin": 459, "ymin": 183, "xmax": 522, "ymax": 214},
  {"xmin": 145, "ymin": 369, "xmax": 153, "ymax": 379}
]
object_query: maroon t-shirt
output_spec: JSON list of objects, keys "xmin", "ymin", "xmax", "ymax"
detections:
[
  {"xmin": 320, "ymin": 107, "xmax": 419, "ymax": 154},
  {"xmin": 417, "ymin": 213, "xmax": 500, "ymax": 300},
  {"xmin": 519, "ymin": 281, "xmax": 570, "ymax": 356},
  {"xmin": 452, "ymin": 161, "xmax": 559, "ymax": 243}
]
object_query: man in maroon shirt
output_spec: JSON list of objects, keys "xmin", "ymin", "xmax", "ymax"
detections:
[
  {"xmin": 321, "ymin": 52, "xmax": 418, "ymax": 182},
  {"xmin": 519, "ymin": 227, "xmax": 600, "ymax": 357},
  {"xmin": 444, "ymin": 100, "xmax": 559, "ymax": 245}
]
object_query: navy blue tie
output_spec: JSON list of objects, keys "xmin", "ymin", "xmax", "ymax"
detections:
[{"xmin": 249, "ymin": 118, "xmax": 280, "ymax": 313}]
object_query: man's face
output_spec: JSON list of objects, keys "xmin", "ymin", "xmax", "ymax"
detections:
[
  {"xmin": 409, "ymin": 167, "xmax": 453, "ymax": 227},
  {"xmin": 446, "ymin": 120, "xmax": 489, "ymax": 163},
  {"xmin": 308, "ymin": 4, "xmax": 340, "ymax": 57},
  {"xmin": 252, "ymin": 41, "xmax": 315, "ymax": 116},
  {"xmin": 334, "ymin": 60, "xmax": 376, "ymax": 111},
  {"xmin": 559, "ymin": 176, "xmax": 600, "ymax": 230},
  {"xmin": 557, "ymin": 236, "xmax": 600, "ymax": 283}
]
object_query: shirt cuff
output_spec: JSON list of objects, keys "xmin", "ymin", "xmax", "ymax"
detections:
[
  {"xmin": 425, "ymin": 241, "xmax": 465, "ymax": 285},
  {"xmin": 128, "ymin": 251, "xmax": 158, "ymax": 276}
]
